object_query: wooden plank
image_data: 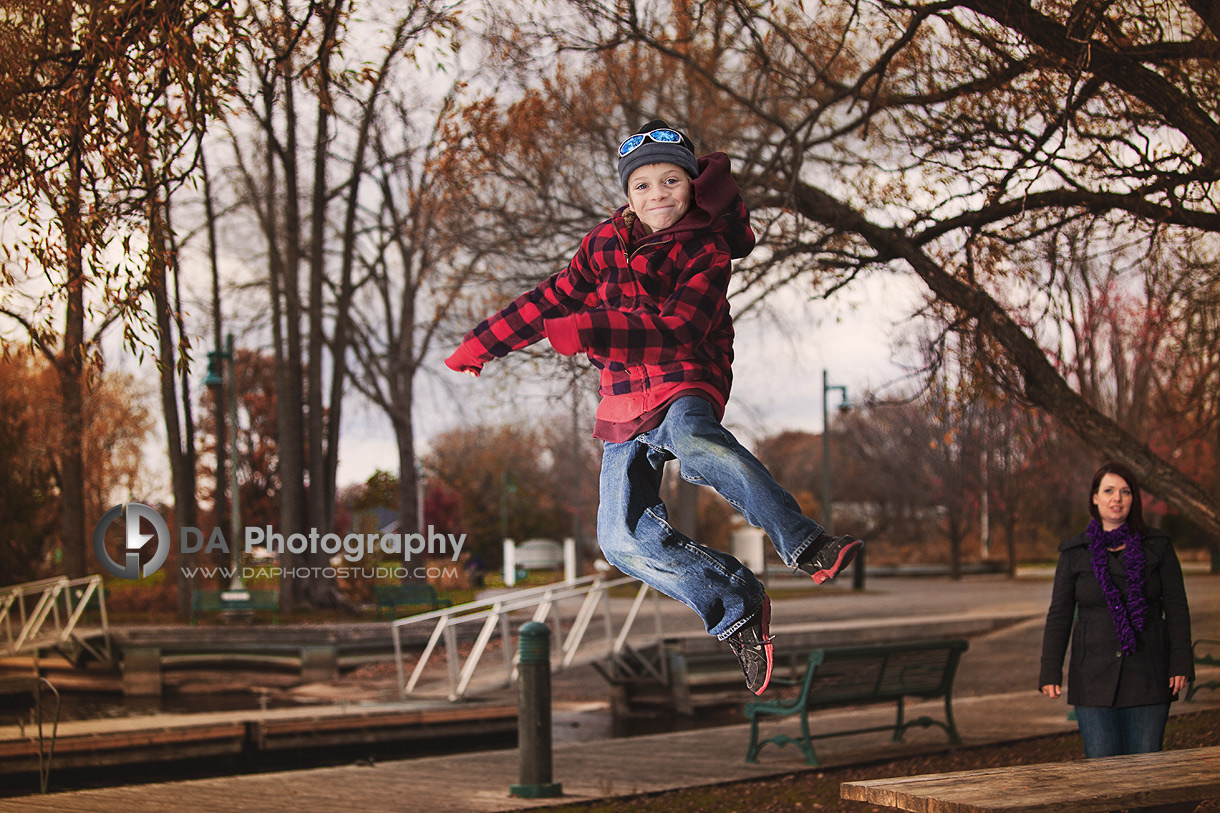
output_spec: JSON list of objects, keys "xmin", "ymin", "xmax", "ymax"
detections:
[
  {"xmin": 0, "ymin": 702, "xmax": 518, "ymax": 771},
  {"xmin": 257, "ymin": 704, "xmax": 516, "ymax": 735},
  {"xmin": 841, "ymin": 746, "xmax": 1220, "ymax": 812},
  {"xmin": 0, "ymin": 677, "xmax": 42, "ymax": 693},
  {"xmin": 0, "ymin": 723, "xmax": 246, "ymax": 758},
  {"xmin": 1, "ymin": 740, "xmax": 248, "ymax": 773},
  {"xmin": 256, "ymin": 716, "xmax": 518, "ymax": 751}
]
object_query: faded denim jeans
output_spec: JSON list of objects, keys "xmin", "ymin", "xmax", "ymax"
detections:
[
  {"xmin": 597, "ymin": 396, "xmax": 824, "ymax": 639},
  {"xmin": 1074, "ymin": 703, "xmax": 1170, "ymax": 758}
]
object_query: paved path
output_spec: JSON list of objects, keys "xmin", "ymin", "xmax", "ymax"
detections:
[{"xmin": 1, "ymin": 573, "xmax": 1216, "ymax": 812}]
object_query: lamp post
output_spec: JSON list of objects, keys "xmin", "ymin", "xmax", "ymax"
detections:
[
  {"xmin": 206, "ymin": 333, "xmax": 246, "ymax": 596},
  {"xmin": 501, "ymin": 470, "xmax": 517, "ymax": 586},
  {"xmin": 416, "ymin": 457, "xmax": 427, "ymax": 539},
  {"xmin": 821, "ymin": 369, "xmax": 863, "ymax": 589}
]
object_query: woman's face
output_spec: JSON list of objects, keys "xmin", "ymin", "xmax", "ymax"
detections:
[{"xmin": 1093, "ymin": 472, "xmax": 1133, "ymax": 529}]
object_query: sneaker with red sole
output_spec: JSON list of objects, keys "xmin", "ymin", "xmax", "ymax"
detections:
[
  {"xmin": 796, "ymin": 534, "xmax": 863, "ymax": 584},
  {"xmin": 726, "ymin": 596, "xmax": 773, "ymax": 695}
]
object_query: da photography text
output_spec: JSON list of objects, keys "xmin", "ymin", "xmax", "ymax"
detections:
[{"xmin": 93, "ymin": 502, "xmax": 466, "ymax": 580}]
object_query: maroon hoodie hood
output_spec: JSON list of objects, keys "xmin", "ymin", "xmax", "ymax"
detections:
[{"xmin": 616, "ymin": 151, "xmax": 756, "ymax": 260}]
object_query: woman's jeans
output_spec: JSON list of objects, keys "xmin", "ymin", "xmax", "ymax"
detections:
[
  {"xmin": 1074, "ymin": 703, "xmax": 1170, "ymax": 758},
  {"xmin": 597, "ymin": 396, "xmax": 824, "ymax": 640}
]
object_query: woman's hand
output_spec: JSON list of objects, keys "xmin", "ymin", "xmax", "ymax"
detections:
[
  {"xmin": 1040, "ymin": 684, "xmax": 1061, "ymax": 698},
  {"xmin": 1170, "ymin": 675, "xmax": 1189, "ymax": 694}
]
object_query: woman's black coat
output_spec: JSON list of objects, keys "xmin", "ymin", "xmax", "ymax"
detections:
[{"xmin": 1039, "ymin": 528, "xmax": 1194, "ymax": 707}]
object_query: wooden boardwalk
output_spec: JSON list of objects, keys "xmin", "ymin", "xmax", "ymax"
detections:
[
  {"xmin": 0, "ymin": 689, "xmax": 1156, "ymax": 813},
  {"xmin": 6, "ymin": 685, "xmax": 1216, "ymax": 812},
  {"xmin": 2, "ymin": 574, "xmax": 1215, "ymax": 811},
  {"xmin": 842, "ymin": 746, "xmax": 1220, "ymax": 812}
]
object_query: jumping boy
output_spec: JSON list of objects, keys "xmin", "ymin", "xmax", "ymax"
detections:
[{"xmin": 445, "ymin": 120, "xmax": 862, "ymax": 695}]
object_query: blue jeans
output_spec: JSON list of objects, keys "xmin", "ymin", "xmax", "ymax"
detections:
[
  {"xmin": 1074, "ymin": 704, "xmax": 1170, "ymax": 758},
  {"xmin": 597, "ymin": 396, "xmax": 824, "ymax": 639}
]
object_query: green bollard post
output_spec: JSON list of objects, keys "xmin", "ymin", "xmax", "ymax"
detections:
[{"xmin": 510, "ymin": 621, "xmax": 563, "ymax": 799}]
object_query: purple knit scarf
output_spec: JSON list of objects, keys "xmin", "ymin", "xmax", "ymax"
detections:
[{"xmin": 1085, "ymin": 519, "xmax": 1147, "ymax": 656}]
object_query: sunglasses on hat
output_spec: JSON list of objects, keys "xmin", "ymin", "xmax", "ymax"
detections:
[{"xmin": 618, "ymin": 128, "xmax": 688, "ymax": 157}]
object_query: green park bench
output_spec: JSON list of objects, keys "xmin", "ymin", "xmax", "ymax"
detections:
[
  {"xmin": 190, "ymin": 588, "xmax": 280, "ymax": 625},
  {"xmin": 374, "ymin": 583, "xmax": 451, "ymax": 620},
  {"xmin": 1186, "ymin": 638, "xmax": 1220, "ymax": 701},
  {"xmin": 743, "ymin": 638, "xmax": 969, "ymax": 766}
]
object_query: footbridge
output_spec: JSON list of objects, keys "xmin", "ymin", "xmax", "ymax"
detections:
[
  {"xmin": 390, "ymin": 574, "xmax": 671, "ymax": 702},
  {"xmin": 0, "ymin": 575, "xmax": 112, "ymax": 667}
]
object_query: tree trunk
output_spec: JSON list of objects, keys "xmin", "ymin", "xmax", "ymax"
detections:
[
  {"xmin": 56, "ymin": 128, "xmax": 87, "ymax": 579},
  {"xmin": 167, "ymin": 199, "xmax": 199, "ymax": 616},
  {"xmin": 57, "ymin": 265, "xmax": 87, "ymax": 579},
  {"xmin": 948, "ymin": 516, "xmax": 964, "ymax": 581},
  {"xmin": 394, "ymin": 372, "xmax": 423, "ymax": 584},
  {"xmin": 1004, "ymin": 515, "xmax": 1018, "ymax": 578},
  {"xmin": 149, "ymin": 212, "xmax": 196, "ymax": 617},
  {"xmin": 1214, "ymin": 415, "xmax": 1220, "ymax": 574},
  {"xmin": 301, "ymin": 0, "xmax": 347, "ymax": 610},
  {"xmin": 323, "ymin": 1, "xmax": 405, "ymax": 534},
  {"xmin": 129, "ymin": 96, "xmax": 199, "ymax": 610},
  {"xmin": 265, "ymin": 157, "xmax": 293, "ymax": 611},
  {"xmin": 269, "ymin": 71, "xmax": 309, "ymax": 612}
]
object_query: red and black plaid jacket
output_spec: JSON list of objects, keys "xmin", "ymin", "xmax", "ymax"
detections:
[{"xmin": 450, "ymin": 152, "xmax": 755, "ymax": 406}]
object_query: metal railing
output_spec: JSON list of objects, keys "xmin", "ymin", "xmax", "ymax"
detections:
[
  {"xmin": 0, "ymin": 575, "xmax": 112, "ymax": 665},
  {"xmin": 390, "ymin": 574, "xmax": 668, "ymax": 701}
]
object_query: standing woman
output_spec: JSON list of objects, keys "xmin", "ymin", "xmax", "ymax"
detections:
[{"xmin": 1039, "ymin": 461, "xmax": 1194, "ymax": 758}]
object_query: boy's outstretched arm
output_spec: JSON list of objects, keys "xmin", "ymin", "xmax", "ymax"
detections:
[{"xmin": 443, "ymin": 241, "xmax": 601, "ymax": 376}]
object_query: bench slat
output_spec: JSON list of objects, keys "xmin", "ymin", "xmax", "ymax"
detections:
[{"xmin": 841, "ymin": 745, "xmax": 1220, "ymax": 812}]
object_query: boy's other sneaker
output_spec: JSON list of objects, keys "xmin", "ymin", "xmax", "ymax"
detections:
[
  {"xmin": 795, "ymin": 534, "xmax": 863, "ymax": 584},
  {"xmin": 727, "ymin": 596, "xmax": 773, "ymax": 695}
]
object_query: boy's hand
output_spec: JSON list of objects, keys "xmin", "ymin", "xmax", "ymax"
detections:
[{"xmin": 445, "ymin": 344, "xmax": 484, "ymax": 377}]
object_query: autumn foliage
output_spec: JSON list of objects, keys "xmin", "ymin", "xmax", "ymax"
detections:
[{"xmin": 0, "ymin": 350, "xmax": 152, "ymax": 585}]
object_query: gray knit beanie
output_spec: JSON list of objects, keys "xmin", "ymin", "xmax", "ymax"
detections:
[{"xmin": 617, "ymin": 119, "xmax": 699, "ymax": 195}]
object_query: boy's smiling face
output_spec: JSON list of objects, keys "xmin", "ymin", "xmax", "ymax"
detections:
[{"xmin": 627, "ymin": 162, "xmax": 693, "ymax": 234}]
